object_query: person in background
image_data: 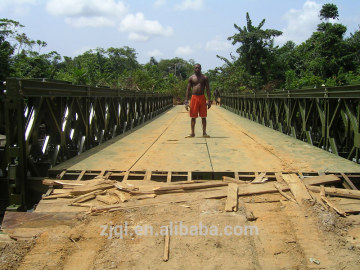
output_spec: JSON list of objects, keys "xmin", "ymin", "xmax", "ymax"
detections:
[{"xmin": 214, "ymin": 88, "xmax": 221, "ymax": 106}]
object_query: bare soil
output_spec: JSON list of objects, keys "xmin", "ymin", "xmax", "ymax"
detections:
[{"xmin": 1, "ymin": 193, "xmax": 360, "ymax": 270}]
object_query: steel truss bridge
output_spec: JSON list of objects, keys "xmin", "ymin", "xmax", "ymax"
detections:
[
  {"xmin": 221, "ymin": 85, "xmax": 360, "ymax": 162},
  {"xmin": 0, "ymin": 78, "xmax": 172, "ymax": 210},
  {"xmin": 0, "ymin": 79, "xmax": 360, "ymax": 211}
]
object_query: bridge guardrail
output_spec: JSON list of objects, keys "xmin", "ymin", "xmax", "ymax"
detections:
[
  {"xmin": 221, "ymin": 85, "xmax": 360, "ymax": 163},
  {"xmin": 2, "ymin": 78, "xmax": 173, "ymax": 210}
]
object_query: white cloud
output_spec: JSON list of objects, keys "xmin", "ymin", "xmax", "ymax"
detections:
[
  {"xmin": 128, "ymin": 32, "xmax": 149, "ymax": 41},
  {"xmin": 65, "ymin": 17, "xmax": 115, "ymax": 28},
  {"xmin": 174, "ymin": 0, "xmax": 204, "ymax": 11},
  {"xmin": 119, "ymin": 12, "xmax": 173, "ymax": 41},
  {"xmin": 175, "ymin": 45, "xmax": 194, "ymax": 56},
  {"xmin": 205, "ymin": 36, "xmax": 231, "ymax": 51},
  {"xmin": 46, "ymin": 0, "xmax": 128, "ymax": 27},
  {"xmin": 276, "ymin": 0, "xmax": 321, "ymax": 45},
  {"xmin": 146, "ymin": 49, "xmax": 163, "ymax": 58},
  {"xmin": 154, "ymin": 0, "xmax": 166, "ymax": 8},
  {"xmin": 0, "ymin": 0, "xmax": 38, "ymax": 15}
]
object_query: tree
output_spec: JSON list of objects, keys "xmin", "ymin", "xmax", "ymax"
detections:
[
  {"xmin": 320, "ymin": 3, "xmax": 339, "ymax": 21},
  {"xmin": 227, "ymin": 12, "xmax": 282, "ymax": 90}
]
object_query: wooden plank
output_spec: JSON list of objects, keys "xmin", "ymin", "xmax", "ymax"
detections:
[
  {"xmin": 308, "ymin": 186, "xmax": 360, "ymax": 200},
  {"xmin": 224, "ymin": 183, "xmax": 238, "ymax": 212},
  {"xmin": 187, "ymin": 171, "xmax": 192, "ymax": 182},
  {"xmin": 275, "ymin": 172, "xmax": 285, "ymax": 183},
  {"xmin": 59, "ymin": 170, "xmax": 67, "ymax": 179},
  {"xmin": 70, "ymin": 183, "xmax": 115, "ymax": 196},
  {"xmin": 122, "ymin": 171, "xmax": 130, "ymax": 181},
  {"xmin": 252, "ymin": 172, "xmax": 266, "ymax": 183},
  {"xmin": 153, "ymin": 182, "xmax": 228, "ymax": 192},
  {"xmin": 281, "ymin": 174, "xmax": 312, "ymax": 204},
  {"xmin": 167, "ymin": 171, "xmax": 172, "ymax": 183},
  {"xmin": 320, "ymin": 185, "xmax": 346, "ymax": 216},
  {"xmin": 238, "ymin": 199, "xmax": 256, "ymax": 221},
  {"xmin": 76, "ymin": 170, "xmax": 86, "ymax": 181},
  {"xmin": 341, "ymin": 173, "xmax": 358, "ymax": 190},
  {"xmin": 163, "ymin": 226, "xmax": 170, "ymax": 262},
  {"xmin": 274, "ymin": 182, "xmax": 296, "ymax": 202},
  {"xmin": 104, "ymin": 171, "xmax": 112, "ymax": 179},
  {"xmin": 145, "ymin": 170, "xmax": 151, "ymax": 181},
  {"xmin": 222, "ymin": 176, "xmax": 248, "ymax": 184},
  {"xmin": 302, "ymin": 174, "xmax": 341, "ymax": 186},
  {"xmin": 329, "ymin": 197, "xmax": 360, "ymax": 213}
]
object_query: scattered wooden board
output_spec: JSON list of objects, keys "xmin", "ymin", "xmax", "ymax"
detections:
[
  {"xmin": 163, "ymin": 226, "xmax": 170, "ymax": 262},
  {"xmin": 281, "ymin": 174, "xmax": 312, "ymax": 205},
  {"xmin": 307, "ymin": 186, "xmax": 360, "ymax": 200},
  {"xmin": 224, "ymin": 183, "xmax": 238, "ymax": 212},
  {"xmin": 319, "ymin": 185, "xmax": 346, "ymax": 216},
  {"xmin": 251, "ymin": 172, "xmax": 266, "ymax": 184},
  {"xmin": 302, "ymin": 174, "xmax": 341, "ymax": 186}
]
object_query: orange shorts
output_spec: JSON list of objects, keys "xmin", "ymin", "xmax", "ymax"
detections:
[{"xmin": 190, "ymin": 95, "xmax": 207, "ymax": 118}]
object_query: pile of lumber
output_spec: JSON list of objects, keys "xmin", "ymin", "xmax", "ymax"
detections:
[{"xmin": 41, "ymin": 173, "xmax": 360, "ymax": 216}]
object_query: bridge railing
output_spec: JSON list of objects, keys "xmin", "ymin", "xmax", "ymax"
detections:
[
  {"xmin": 1, "ymin": 78, "xmax": 173, "ymax": 210},
  {"xmin": 221, "ymin": 85, "xmax": 360, "ymax": 163}
]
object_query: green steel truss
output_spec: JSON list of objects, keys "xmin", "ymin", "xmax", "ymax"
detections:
[
  {"xmin": 221, "ymin": 85, "xmax": 360, "ymax": 162},
  {"xmin": 1, "ymin": 78, "xmax": 172, "ymax": 209}
]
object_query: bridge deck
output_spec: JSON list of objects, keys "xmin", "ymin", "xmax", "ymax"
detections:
[{"xmin": 52, "ymin": 105, "xmax": 360, "ymax": 174}]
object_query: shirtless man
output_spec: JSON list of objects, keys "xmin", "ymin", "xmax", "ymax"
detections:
[{"xmin": 184, "ymin": 63, "xmax": 211, "ymax": 138}]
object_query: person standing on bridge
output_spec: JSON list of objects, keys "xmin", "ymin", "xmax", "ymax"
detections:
[{"xmin": 184, "ymin": 63, "xmax": 211, "ymax": 138}]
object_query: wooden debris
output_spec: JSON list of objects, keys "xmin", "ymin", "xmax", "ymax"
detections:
[
  {"xmin": 71, "ymin": 190, "xmax": 105, "ymax": 204},
  {"xmin": 163, "ymin": 226, "xmax": 170, "ymax": 262},
  {"xmin": 70, "ymin": 182, "xmax": 114, "ymax": 196},
  {"xmin": 307, "ymin": 186, "xmax": 360, "ymax": 200},
  {"xmin": 251, "ymin": 172, "xmax": 266, "ymax": 184},
  {"xmin": 329, "ymin": 197, "xmax": 360, "ymax": 213},
  {"xmin": 96, "ymin": 194, "xmax": 119, "ymax": 205},
  {"xmin": 274, "ymin": 182, "xmax": 296, "ymax": 202},
  {"xmin": 238, "ymin": 199, "xmax": 257, "ymax": 221},
  {"xmin": 108, "ymin": 190, "xmax": 131, "ymax": 202},
  {"xmin": 114, "ymin": 183, "xmax": 139, "ymax": 193},
  {"xmin": 340, "ymin": 173, "xmax": 358, "ymax": 190},
  {"xmin": 153, "ymin": 182, "xmax": 227, "ymax": 193},
  {"xmin": 222, "ymin": 176, "xmax": 248, "ymax": 184},
  {"xmin": 275, "ymin": 172, "xmax": 285, "ymax": 183},
  {"xmin": 302, "ymin": 174, "xmax": 340, "ymax": 186},
  {"xmin": 224, "ymin": 183, "xmax": 238, "ymax": 212},
  {"xmin": 282, "ymin": 174, "xmax": 312, "ymax": 204},
  {"xmin": 319, "ymin": 185, "xmax": 347, "ymax": 216},
  {"xmin": 42, "ymin": 193, "xmax": 74, "ymax": 200},
  {"xmin": 135, "ymin": 194, "xmax": 157, "ymax": 200}
]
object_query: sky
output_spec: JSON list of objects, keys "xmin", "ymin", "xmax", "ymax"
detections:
[{"xmin": 0, "ymin": 0, "xmax": 359, "ymax": 71}]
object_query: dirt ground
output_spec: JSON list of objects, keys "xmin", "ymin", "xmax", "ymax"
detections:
[{"xmin": 1, "ymin": 192, "xmax": 360, "ymax": 270}]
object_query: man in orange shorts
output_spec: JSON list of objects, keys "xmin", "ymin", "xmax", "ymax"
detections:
[{"xmin": 184, "ymin": 63, "xmax": 211, "ymax": 138}]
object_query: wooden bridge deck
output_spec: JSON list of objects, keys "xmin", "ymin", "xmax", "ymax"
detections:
[{"xmin": 51, "ymin": 105, "xmax": 360, "ymax": 174}]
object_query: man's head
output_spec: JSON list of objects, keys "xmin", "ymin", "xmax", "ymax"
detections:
[{"xmin": 194, "ymin": 63, "xmax": 202, "ymax": 75}]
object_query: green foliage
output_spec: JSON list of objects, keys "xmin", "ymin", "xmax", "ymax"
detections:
[
  {"xmin": 1, "ymin": 9, "xmax": 360, "ymax": 97},
  {"xmin": 319, "ymin": 3, "xmax": 339, "ymax": 21},
  {"xmin": 227, "ymin": 12, "xmax": 282, "ymax": 89},
  {"xmin": 0, "ymin": 35, "xmax": 14, "ymax": 81}
]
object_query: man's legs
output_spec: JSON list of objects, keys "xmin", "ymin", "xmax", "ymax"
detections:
[
  {"xmin": 202, "ymin": 118, "xmax": 207, "ymax": 136},
  {"xmin": 191, "ymin": 118, "xmax": 196, "ymax": 136}
]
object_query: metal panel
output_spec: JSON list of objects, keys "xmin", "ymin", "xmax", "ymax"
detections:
[
  {"xmin": 222, "ymin": 85, "xmax": 360, "ymax": 163},
  {"xmin": 2, "ymin": 78, "xmax": 173, "ymax": 210}
]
